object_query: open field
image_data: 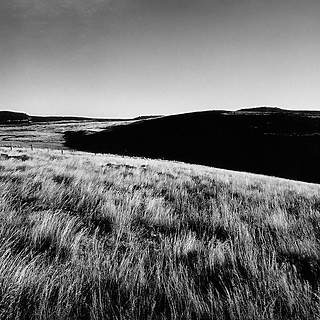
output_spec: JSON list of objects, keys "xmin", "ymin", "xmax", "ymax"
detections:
[
  {"xmin": 0, "ymin": 120, "xmax": 133, "ymax": 150},
  {"xmin": 0, "ymin": 147, "xmax": 319, "ymax": 319}
]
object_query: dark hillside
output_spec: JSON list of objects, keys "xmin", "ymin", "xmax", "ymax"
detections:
[
  {"xmin": 64, "ymin": 107, "xmax": 320, "ymax": 183},
  {"xmin": 0, "ymin": 111, "xmax": 31, "ymax": 123},
  {"xmin": 238, "ymin": 106, "xmax": 286, "ymax": 113}
]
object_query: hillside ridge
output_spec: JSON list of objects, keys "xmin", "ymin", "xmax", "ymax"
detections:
[{"xmin": 64, "ymin": 107, "xmax": 320, "ymax": 184}]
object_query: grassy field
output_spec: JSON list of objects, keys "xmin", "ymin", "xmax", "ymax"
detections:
[
  {"xmin": 0, "ymin": 147, "xmax": 319, "ymax": 319},
  {"xmin": 0, "ymin": 120, "xmax": 133, "ymax": 150}
]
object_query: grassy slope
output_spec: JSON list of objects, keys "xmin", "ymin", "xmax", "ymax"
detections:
[
  {"xmin": 0, "ymin": 121, "xmax": 132, "ymax": 150},
  {"xmin": 0, "ymin": 147, "xmax": 320, "ymax": 320}
]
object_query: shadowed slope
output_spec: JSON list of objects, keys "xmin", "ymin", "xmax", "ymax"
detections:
[
  {"xmin": 0, "ymin": 111, "xmax": 31, "ymax": 123},
  {"xmin": 64, "ymin": 107, "xmax": 320, "ymax": 184}
]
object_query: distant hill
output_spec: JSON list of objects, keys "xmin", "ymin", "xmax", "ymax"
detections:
[
  {"xmin": 133, "ymin": 115, "xmax": 163, "ymax": 120},
  {"xmin": 30, "ymin": 116, "xmax": 128, "ymax": 122},
  {"xmin": 0, "ymin": 111, "xmax": 31, "ymax": 123},
  {"xmin": 0, "ymin": 110, "xmax": 161, "ymax": 123},
  {"xmin": 0, "ymin": 110, "xmax": 140, "ymax": 124},
  {"xmin": 64, "ymin": 106, "xmax": 320, "ymax": 184},
  {"xmin": 238, "ymin": 106, "xmax": 287, "ymax": 113},
  {"xmin": 0, "ymin": 111, "xmax": 111, "ymax": 124}
]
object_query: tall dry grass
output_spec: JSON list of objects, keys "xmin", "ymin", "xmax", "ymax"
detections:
[{"xmin": 0, "ymin": 147, "xmax": 319, "ymax": 319}]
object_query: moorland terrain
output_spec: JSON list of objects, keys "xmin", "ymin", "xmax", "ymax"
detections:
[
  {"xmin": 1, "ymin": 107, "xmax": 320, "ymax": 319},
  {"xmin": 0, "ymin": 111, "xmax": 153, "ymax": 150},
  {"xmin": 0, "ymin": 147, "xmax": 319, "ymax": 320}
]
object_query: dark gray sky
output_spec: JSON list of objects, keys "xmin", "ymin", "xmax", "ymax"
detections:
[{"xmin": 1, "ymin": 0, "xmax": 320, "ymax": 117}]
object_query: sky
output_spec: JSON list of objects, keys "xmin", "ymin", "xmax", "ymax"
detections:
[{"xmin": 1, "ymin": 0, "xmax": 320, "ymax": 118}]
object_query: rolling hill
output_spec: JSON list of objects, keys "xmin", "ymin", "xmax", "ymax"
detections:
[{"xmin": 64, "ymin": 107, "xmax": 320, "ymax": 184}]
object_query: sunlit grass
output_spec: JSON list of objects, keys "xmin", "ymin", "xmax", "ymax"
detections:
[{"xmin": 0, "ymin": 147, "xmax": 319, "ymax": 319}]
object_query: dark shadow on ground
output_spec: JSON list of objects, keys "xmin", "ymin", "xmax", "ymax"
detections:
[{"xmin": 64, "ymin": 107, "xmax": 320, "ymax": 184}]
